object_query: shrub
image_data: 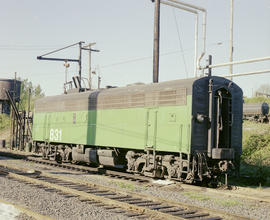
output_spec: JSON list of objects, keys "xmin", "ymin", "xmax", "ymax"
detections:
[
  {"xmin": 242, "ymin": 134, "xmax": 270, "ymax": 185},
  {"xmin": 0, "ymin": 114, "xmax": 10, "ymax": 131}
]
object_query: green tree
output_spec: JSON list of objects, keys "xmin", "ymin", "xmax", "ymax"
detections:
[
  {"xmin": 256, "ymin": 84, "xmax": 270, "ymax": 95},
  {"xmin": 19, "ymin": 79, "xmax": 45, "ymax": 111}
]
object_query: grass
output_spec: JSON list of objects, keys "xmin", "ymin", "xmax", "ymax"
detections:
[
  {"xmin": 242, "ymin": 121, "xmax": 270, "ymax": 144},
  {"xmin": 0, "ymin": 114, "xmax": 10, "ymax": 131},
  {"xmin": 183, "ymin": 192, "xmax": 241, "ymax": 206},
  {"xmin": 183, "ymin": 192, "xmax": 211, "ymax": 201},
  {"xmin": 213, "ymin": 198, "xmax": 241, "ymax": 207},
  {"xmin": 109, "ymin": 180, "xmax": 136, "ymax": 191},
  {"xmin": 244, "ymin": 97, "xmax": 270, "ymax": 104},
  {"xmin": 240, "ymin": 121, "xmax": 270, "ymax": 186}
]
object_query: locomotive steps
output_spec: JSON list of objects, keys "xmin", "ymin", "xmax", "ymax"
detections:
[{"xmin": 0, "ymin": 161, "xmax": 250, "ymax": 220}]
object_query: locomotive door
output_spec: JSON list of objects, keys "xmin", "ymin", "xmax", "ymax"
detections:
[
  {"xmin": 43, "ymin": 115, "xmax": 48, "ymax": 140},
  {"xmin": 145, "ymin": 109, "xmax": 158, "ymax": 149}
]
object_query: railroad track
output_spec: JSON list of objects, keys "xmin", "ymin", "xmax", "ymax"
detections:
[
  {"xmin": 0, "ymin": 163, "xmax": 250, "ymax": 220},
  {"xmin": 0, "ymin": 150, "xmax": 151, "ymax": 184},
  {"xmin": 1, "ymin": 149, "xmax": 270, "ymax": 205}
]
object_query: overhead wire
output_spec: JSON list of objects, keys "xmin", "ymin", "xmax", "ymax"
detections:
[
  {"xmin": 100, "ymin": 41, "xmax": 226, "ymax": 69},
  {"xmin": 172, "ymin": 8, "xmax": 188, "ymax": 78},
  {"xmin": 0, "ymin": 41, "xmax": 227, "ymax": 77}
]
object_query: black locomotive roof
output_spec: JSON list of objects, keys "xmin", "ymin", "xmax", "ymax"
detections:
[{"xmin": 35, "ymin": 77, "xmax": 196, "ymax": 113}]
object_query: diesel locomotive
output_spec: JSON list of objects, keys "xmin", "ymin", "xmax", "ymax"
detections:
[{"xmin": 32, "ymin": 76, "xmax": 243, "ymax": 183}]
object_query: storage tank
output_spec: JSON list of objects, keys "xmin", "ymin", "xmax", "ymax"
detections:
[
  {"xmin": 261, "ymin": 102, "xmax": 269, "ymax": 116},
  {"xmin": 0, "ymin": 78, "xmax": 21, "ymax": 114}
]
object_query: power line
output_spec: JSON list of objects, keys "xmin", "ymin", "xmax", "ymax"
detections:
[
  {"xmin": 0, "ymin": 44, "xmax": 74, "ymax": 51},
  {"xmin": 100, "ymin": 41, "xmax": 226, "ymax": 69},
  {"xmin": 0, "ymin": 42, "xmax": 228, "ymax": 74},
  {"xmin": 172, "ymin": 8, "xmax": 188, "ymax": 78}
]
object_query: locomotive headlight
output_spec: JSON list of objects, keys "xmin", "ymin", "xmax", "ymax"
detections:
[{"xmin": 196, "ymin": 113, "xmax": 204, "ymax": 123}]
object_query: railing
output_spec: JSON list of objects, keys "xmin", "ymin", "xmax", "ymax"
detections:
[{"xmin": 203, "ymin": 56, "xmax": 270, "ymax": 78}]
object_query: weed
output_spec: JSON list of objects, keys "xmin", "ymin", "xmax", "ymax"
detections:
[
  {"xmin": 240, "ymin": 121, "xmax": 270, "ymax": 186},
  {"xmin": 109, "ymin": 180, "xmax": 136, "ymax": 191},
  {"xmin": 183, "ymin": 192, "xmax": 211, "ymax": 201},
  {"xmin": 0, "ymin": 114, "xmax": 10, "ymax": 131},
  {"xmin": 244, "ymin": 97, "xmax": 270, "ymax": 104},
  {"xmin": 213, "ymin": 198, "xmax": 241, "ymax": 207},
  {"xmin": 183, "ymin": 191, "xmax": 242, "ymax": 206}
]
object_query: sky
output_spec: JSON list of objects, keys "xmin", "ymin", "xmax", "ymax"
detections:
[{"xmin": 0, "ymin": 0, "xmax": 269, "ymax": 97}]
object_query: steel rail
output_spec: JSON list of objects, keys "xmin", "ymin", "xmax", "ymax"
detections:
[
  {"xmin": 0, "ymin": 149, "xmax": 152, "ymax": 183},
  {"xmin": 2, "ymin": 149, "xmax": 270, "ymax": 204},
  {"xmin": 0, "ymin": 164, "xmax": 187, "ymax": 220},
  {"xmin": 0, "ymin": 162, "xmax": 250, "ymax": 220}
]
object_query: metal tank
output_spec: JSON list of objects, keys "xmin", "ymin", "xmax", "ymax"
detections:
[
  {"xmin": 243, "ymin": 102, "xmax": 269, "ymax": 116},
  {"xmin": 261, "ymin": 102, "xmax": 269, "ymax": 116},
  {"xmin": 0, "ymin": 78, "xmax": 21, "ymax": 114}
]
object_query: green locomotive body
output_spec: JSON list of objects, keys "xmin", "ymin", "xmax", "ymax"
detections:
[{"xmin": 32, "ymin": 76, "xmax": 243, "ymax": 182}]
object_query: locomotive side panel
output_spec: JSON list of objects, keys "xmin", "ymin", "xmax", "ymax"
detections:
[
  {"xmin": 32, "ymin": 111, "xmax": 90, "ymax": 145},
  {"xmin": 94, "ymin": 100, "xmax": 192, "ymax": 153},
  {"xmin": 33, "ymin": 103, "xmax": 192, "ymax": 153},
  {"xmin": 33, "ymin": 79, "xmax": 194, "ymax": 154}
]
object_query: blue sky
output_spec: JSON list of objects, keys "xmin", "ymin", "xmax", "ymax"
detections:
[{"xmin": 0, "ymin": 0, "xmax": 269, "ymax": 96}]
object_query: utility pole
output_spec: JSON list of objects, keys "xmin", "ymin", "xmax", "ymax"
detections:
[
  {"xmin": 229, "ymin": 0, "xmax": 234, "ymax": 80},
  {"xmin": 37, "ymin": 41, "xmax": 85, "ymax": 87},
  {"xmin": 63, "ymin": 61, "xmax": 70, "ymax": 93},
  {"xmin": 78, "ymin": 42, "xmax": 82, "ymax": 84},
  {"xmin": 152, "ymin": 0, "xmax": 160, "ymax": 83},
  {"xmin": 82, "ymin": 43, "xmax": 100, "ymax": 90},
  {"xmin": 98, "ymin": 76, "xmax": 101, "ymax": 89}
]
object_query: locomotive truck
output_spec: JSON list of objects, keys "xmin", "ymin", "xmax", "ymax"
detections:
[{"xmin": 32, "ymin": 76, "xmax": 243, "ymax": 183}]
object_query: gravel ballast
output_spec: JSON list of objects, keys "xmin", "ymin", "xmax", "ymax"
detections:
[
  {"xmin": 1, "ymin": 156, "xmax": 270, "ymax": 220},
  {"xmin": 0, "ymin": 176, "xmax": 132, "ymax": 220}
]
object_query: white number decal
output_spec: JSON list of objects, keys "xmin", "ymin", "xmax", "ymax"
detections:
[{"xmin": 49, "ymin": 129, "xmax": 63, "ymax": 141}]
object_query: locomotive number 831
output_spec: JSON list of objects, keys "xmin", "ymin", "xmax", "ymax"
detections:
[{"xmin": 32, "ymin": 76, "xmax": 243, "ymax": 183}]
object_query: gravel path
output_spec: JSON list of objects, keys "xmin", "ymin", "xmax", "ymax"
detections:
[{"xmin": 1, "ymin": 156, "xmax": 270, "ymax": 220}]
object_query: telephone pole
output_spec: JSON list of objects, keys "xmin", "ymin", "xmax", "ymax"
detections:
[
  {"xmin": 229, "ymin": 0, "xmax": 234, "ymax": 80},
  {"xmin": 153, "ymin": 0, "xmax": 161, "ymax": 83}
]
